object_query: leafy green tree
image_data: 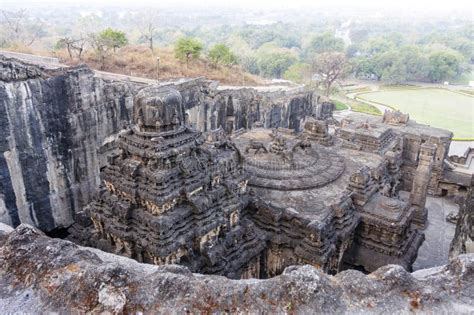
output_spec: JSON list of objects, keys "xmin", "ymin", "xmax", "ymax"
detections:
[
  {"xmin": 257, "ymin": 51, "xmax": 297, "ymax": 78},
  {"xmin": 174, "ymin": 37, "xmax": 203, "ymax": 68},
  {"xmin": 447, "ymin": 37, "xmax": 474, "ymax": 63},
  {"xmin": 428, "ymin": 50, "xmax": 463, "ymax": 82},
  {"xmin": 345, "ymin": 44, "xmax": 360, "ymax": 58},
  {"xmin": 283, "ymin": 63, "xmax": 311, "ymax": 83},
  {"xmin": 239, "ymin": 27, "xmax": 277, "ymax": 49},
  {"xmin": 362, "ymin": 37, "xmax": 394, "ymax": 56},
  {"xmin": 208, "ymin": 44, "xmax": 237, "ymax": 67},
  {"xmin": 377, "ymin": 51, "xmax": 407, "ymax": 83},
  {"xmin": 97, "ymin": 28, "xmax": 128, "ymax": 52},
  {"xmin": 349, "ymin": 27, "xmax": 369, "ymax": 44},
  {"xmin": 306, "ymin": 32, "xmax": 344, "ymax": 55},
  {"xmin": 400, "ymin": 46, "xmax": 429, "ymax": 81},
  {"xmin": 353, "ymin": 55, "xmax": 384, "ymax": 81},
  {"xmin": 239, "ymin": 54, "xmax": 259, "ymax": 74},
  {"xmin": 89, "ymin": 28, "xmax": 128, "ymax": 69}
]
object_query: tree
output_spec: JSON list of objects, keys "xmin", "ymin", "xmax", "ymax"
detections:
[
  {"xmin": 306, "ymin": 32, "xmax": 344, "ymax": 55},
  {"xmin": 55, "ymin": 37, "xmax": 86, "ymax": 60},
  {"xmin": 138, "ymin": 11, "xmax": 158, "ymax": 55},
  {"xmin": 140, "ymin": 22, "xmax": 156, "ymax": 55},
  {"xmin": 0, "ymin": 9, "xmax": 45, "ymax": 47},
  {"xmin": 89, "ymin": 28, "xmax": 127, "ymax": 69},
  {"xmin": 355, "ymin": 45, "xmax": 432, "ymax": 83},
  {"xmin": 311, "ymin": 52, "xmax": 350, "ymax": 96},
  {"xmin": 376, "ymin": 51, "xmax": 407, "ymax": 83},
  {"xmin": 227, "ymin": 35, "xmax": 259, "ymax": 74},
  {"xmin": 174, "ymin": 37, "xmax": 203, "ymax": 68},
  {"xmin": 283, "ymin": 63, "xmax": 311, "ymax": 83},
  {"xmin": 208, "ymin": 44, "xmax": 237, "ymax": 67},
  {"xmin": 257, "ymin": 51, "xmax": 297, "ymax": 78},
  {"xmin": 346, "ymin": 44, "xmax": 360, "ymax": 58},
  {"xmin": 428, "ymin": 50, "xmax": 463, "ymax": 82},
  {"xmin": 97, "ymin": 28, "xmax": 128, "ymax": 52},
  {"xmin": 362, "ymin": 37, "xmax": 394, "ymax": 56},
  {"xmin": 400, "ymin": 46, "xmax": 429, "ymax": 81}
]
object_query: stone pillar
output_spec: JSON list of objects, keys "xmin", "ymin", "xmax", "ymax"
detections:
[
  {"xmin": 409, "ymin": 143, "xmax": 436, "ymax": 227},
  {"xmin": 314, "ymin": 100, "xmax": 334, "ymax": 120}
]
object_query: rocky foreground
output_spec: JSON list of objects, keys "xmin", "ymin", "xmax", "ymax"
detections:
[{"xmin": 0, "ymin": 224, "xmax": 472, "ymax": 314}]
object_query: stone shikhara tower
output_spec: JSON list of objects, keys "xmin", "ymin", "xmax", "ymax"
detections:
[
  {"xmin": 410, "ymin": 142, "xmax": 436, "ymax": 227},
  {"xmin": 85, "ymin": 86, "xmax": 265, "ymax": 277}
]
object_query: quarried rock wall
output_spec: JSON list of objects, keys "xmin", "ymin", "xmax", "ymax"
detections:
[{"xmin": 0, "ymin": 58, "xmax": 136, "ymax": 231}]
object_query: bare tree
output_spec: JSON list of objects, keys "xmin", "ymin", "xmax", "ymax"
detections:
[
  {"xmin": 88, "ymin": 33, "xmax": 108, "ymax": 69},
  {"xmin": 0, "ymin": 9, "xmax": 44, "ymax": 47},
  {"xmin": 141, "ymin": 22, "xmax": 156, "ymax": 55},
  {"xmin": 311, "ymin": 52, "xmax": 350, "ymax": 96},
  {"xmin": 74, "ymin": 38, "xmax": 87, "ymax": 60},
  {"xmin": 56, "ymin": 37, "xmax": 87, "ymax": 60},
  {"xmin": 138, "ymin": 11, "xmax": 158, "ymax": 55}
]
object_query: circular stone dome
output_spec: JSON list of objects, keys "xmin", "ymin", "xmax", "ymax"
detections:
[
  {"xmin": 234, "ymin": 129, "xmax": 345, "ymax": 191},
  {"xmin": 134, "ymin": 86, "xmax": 183, "ymax": 131}
]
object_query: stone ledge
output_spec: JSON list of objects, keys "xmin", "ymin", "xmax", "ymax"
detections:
[{"xmin": 0, "ymin": 224, "xmax": 472, "ymax": 313}]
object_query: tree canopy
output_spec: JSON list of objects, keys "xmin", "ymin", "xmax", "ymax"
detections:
[
  {"xmin": 306, "ymin": 32, "xmax": 344, "ymax": 55},
  {"xmin": 97, "ymin": 28, "xmax": 128, "ymax": 52},
  {"xmin": 427, "ymin": 50, "xmax": 463, "ymax": 82},
  {"xmin": 257, "ymin": 50, "xmax": 297, "ymax": 78},
  {"xmin": 208, "ymin": 44, "xmax": 237, "ymax": 67},
  {"xmin": 174, "ymin": 37, "xmax": 203, "ymax": 67}
]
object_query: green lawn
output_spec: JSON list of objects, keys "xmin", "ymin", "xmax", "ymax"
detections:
[
  {"xmin": 333, "ymin": 95, "xmax": 382, "ymax": 116},
  {"xmin": 350, "ymin": 101, "xmax": 382, "ymax": 116},
  {"xmin": 358, "ymin": 88, "xmax": 473, "ymax": 139},
  {"xmin": 332, "ymin": 100, "xmax": 349, "ymax": 111}
]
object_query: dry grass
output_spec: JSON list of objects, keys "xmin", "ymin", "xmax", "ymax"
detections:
[{"xmin": 57, "ymin": 45, "xmax": 263, "ymax": 86}]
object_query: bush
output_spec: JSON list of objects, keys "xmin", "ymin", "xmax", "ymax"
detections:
[{"xmin": 174, "ymin": 37, "xmax": 203, "ymax": 67}]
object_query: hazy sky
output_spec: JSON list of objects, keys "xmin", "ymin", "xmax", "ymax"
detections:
[{"xmin": 4, "ymin": 0, "xmax": 474, "ymax": 10}]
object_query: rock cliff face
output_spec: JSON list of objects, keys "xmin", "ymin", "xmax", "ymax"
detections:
[
  {"xmin": 450, "ymin": 177, "xmax": 473, "ymax": 258},
  {"xmin": 167, "ymin": 79, "xmax": 326, "ymax": 134},
  {"xmin": 0, "ymin": 58, "xmax": 137, "ymax": 231},
  {"xmin": 0, "ymin": 58, "xmax": 325, "ymax": 232},
  {"xmin": 0, "ymin": 59, "xmax": 138, "ymax": 231},
  {"xmin": 0, "ymin": 225, "xmax": 473, "ymax": 314}
]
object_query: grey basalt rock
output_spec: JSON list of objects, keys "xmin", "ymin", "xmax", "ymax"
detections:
[
  {"xmin": 0, "ymin": 59, "xmax": 328, "ymax": 233},
  {"xmin": 450, "ymin": 181, "xmax": 473, "ymax": 258},
  {"xmin": 0, "ymin": 58, "xmax": 137, "ymax": 231},
  {"xmin": 0, "ymin": 224, "xmax": 472, "ymax": 314}
]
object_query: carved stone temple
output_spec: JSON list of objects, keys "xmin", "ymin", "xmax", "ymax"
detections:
[{"xmin": 70, "ymin": 85, "xmax": 454, "ymax": 278}]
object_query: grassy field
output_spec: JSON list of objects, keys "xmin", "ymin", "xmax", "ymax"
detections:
[
  {"xmin": 350, "ymin": 101, "xmax": 382, "ymax": 116},
  {"xmin": 332, "ymin": 100, "xmax": 349, "ymax": 111},
  {"xmin": 332, "ymin": 93, "xmax": 382, "ymax": 116},
  {"xmin": 358, "ymin": 88, "xmax": 473, "ymax": 139}
]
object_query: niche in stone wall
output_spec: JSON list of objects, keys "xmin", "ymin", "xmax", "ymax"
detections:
[
  {"xmin": 288, "ymin": 98, "xmax": 304, "ymax": 131},
  {"xmin": 268, "ymin": 106, "xmax": 282, "ymax": 128}
]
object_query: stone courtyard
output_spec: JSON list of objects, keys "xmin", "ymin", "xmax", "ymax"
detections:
[{"xmin": 413, "ymin": 196, "xmax": 457, "ymax": 270}]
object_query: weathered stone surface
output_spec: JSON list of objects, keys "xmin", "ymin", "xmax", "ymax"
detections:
[
  {"xmin": 0, "ymin": 60, "xmax": 327, "ymax": 232},
  {"xmin": 450, "ymin": 178, "xmax": 474, "ymax": 258},
  {"xmin": 76, "ymin": 85, "xmax": 261, "ymax": 278},
  {"xmin": 0, "ymin": 225, "xmax": 473, "ymax": 314},
  {"xmin": 1, "ymin": 56, "xmax": 467, "ymax": 283},
  {"xmin": 0, "ymin": 57, "xmax": 137, "ymax": 231},
  {"xmin": 382, "ymin": 109, "xmax": 409, "ymax": 125}
]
